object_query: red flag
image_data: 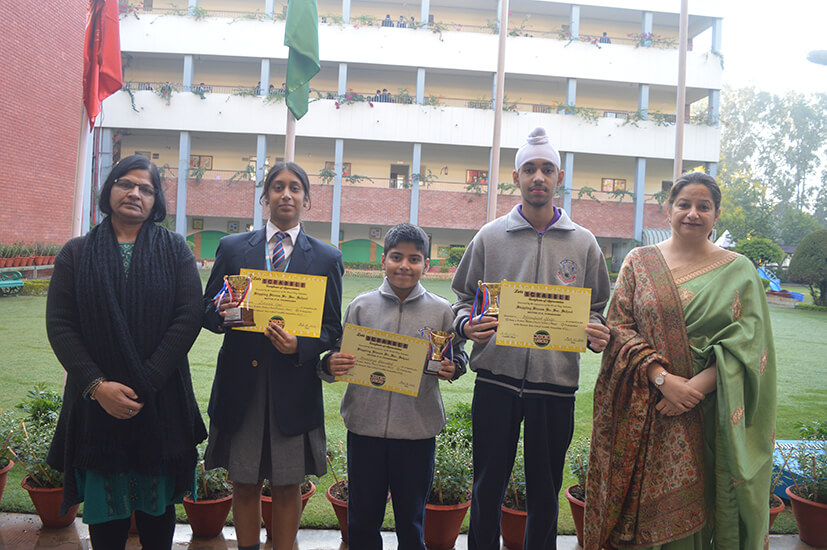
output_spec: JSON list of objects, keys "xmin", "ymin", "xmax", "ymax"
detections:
[{"xmin": 83, "ymin": 0, "xmax": 123, "ymax": 130}]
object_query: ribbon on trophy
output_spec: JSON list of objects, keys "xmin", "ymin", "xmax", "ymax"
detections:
[
  {"xmin": 213, "ymin": 275, "xmax": 252, "ymax": 312},
  {"xmin": 469, "ymin": 285, "xmax": 490, "ymax": 325}
]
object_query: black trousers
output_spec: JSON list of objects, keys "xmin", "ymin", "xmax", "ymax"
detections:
[
  {"xmin": 88, "ymin": 505, "xmax": 176, "ymax": 550},
  {"xmin": 467, "ymin": 381, "xmax": 575, "ymax": 550},
  {"xmin": 346, "ymin": 431, "xmax": 436, "ymax": 550}
]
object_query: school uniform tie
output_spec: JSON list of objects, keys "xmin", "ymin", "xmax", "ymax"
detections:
[{"xmin": 271, "ymin": 232, "xmax": 288, "ymax": 271}]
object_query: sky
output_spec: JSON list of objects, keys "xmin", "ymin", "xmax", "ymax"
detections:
[{"xmin": 717, "ymin": 0, "xmax": 827, "ymax": 95}]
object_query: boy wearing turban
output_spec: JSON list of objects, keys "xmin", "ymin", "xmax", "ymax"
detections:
[{"xmin": 452, "ymin": 127, "xmax": 611, "ymax": 549}]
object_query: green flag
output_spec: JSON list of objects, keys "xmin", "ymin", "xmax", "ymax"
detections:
[{"xmin": 284, "ymin": 0, "xmax": 320, "ymax": 120}]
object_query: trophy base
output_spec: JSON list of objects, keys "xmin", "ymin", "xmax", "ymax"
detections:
[
  {"xmin": 423, "ymin": 360, "xmax": 443, "ymax": 376},
  {"xmin": 223, "ymin": 307, "xmax": 256, "ymax": 328}
]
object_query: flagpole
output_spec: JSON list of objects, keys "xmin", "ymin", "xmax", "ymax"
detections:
[
  {"xmin": 673, "ymin": 0, "xmax": 689, "ymax": 181},
  {"xmin": 487, "ymin": 0, "xmax": 509, "ymax": 223},
  {"xmin": 285, "ymin": 110, "xmax": 297, "ymax": 162}
]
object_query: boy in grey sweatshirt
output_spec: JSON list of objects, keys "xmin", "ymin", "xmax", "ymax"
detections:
[
  {"xmin": 323, "ymin": 223, "xmax": 468, "ymax": 550},
  {"xmin": 452, "ymin": 128, "xmax": 611, "ymax": 550}
]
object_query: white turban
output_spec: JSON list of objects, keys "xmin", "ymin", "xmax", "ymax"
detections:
[{"xmin": 515, "ymin": 127, "xmax": 560, "ymax": 171}]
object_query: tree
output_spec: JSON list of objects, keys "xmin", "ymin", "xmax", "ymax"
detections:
[
  {"xmin": 776, "ymin": 204, "xmax": 822, "ymax": 247},
  {"xmin": 717, "ymin": 168, "xmax": 775, "ymax": 242},
  {"xmin": 788, "ymin": 229, "xmax": 827, "ymax": 306},
  {"xmin": 447, "ymin": 246, "xmax": 466, "ymax": 267},
  {"xmin": 735, "ymin": 237, "xmax": 784, "ymax": 266},
  {"xmin": 720, "ymin": 87, "xmax": 827, "ymax": 211}
]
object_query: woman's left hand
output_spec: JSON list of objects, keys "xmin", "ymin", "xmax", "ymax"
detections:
[
  {"xmin": 265, "ymin": 322, "xmax": 298, "ymax": 354},
  {"xmin": 656, "ymin": 398, "xmax": 688, "ymax": 416},
  {"xmin": 585, "ymin": 323, "xmax": 611, "ymax": 352},
  {"xmin": 437, "ymin": 359, "xmax": 456, "ymax": 381}
]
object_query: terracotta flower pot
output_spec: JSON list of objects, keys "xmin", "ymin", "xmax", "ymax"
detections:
[
  {"xmin": 21, "ymin": 476, "xmax": 79, "ymax": 529},
  {"xmin": 183, "ymin": 494, "xmax": 233, "ymax": 538},
  {"xmin": 769, "ymin": 493, "xmax": 785, "ymax": 529},
  {"xmin": 564, "ymin": 485, "xmax": 586, "ymax": 548},
  {"xmin": 325, "ymin": 481, "xmax": 350, "ymax": 544},
  {"xmin": 0, "ymin": 460, "xmax": 14, "ymax": 504},
  {"xmin": 0, "ymin": 259, "xmax": 7, "ymax": 268},
  {"xmin": 262, "ymin": 481, "xmax": 316, "ymax": 539},
  {"xmin": 786, "ymin": 484, "xmax": 827, "ymax": 547},
  {"xmin": 22, "ymin": 257, "xmax": 34, "ymax": 266},
  {"xmin": 424, "ymin": 499, "xmax": 471, "ymax": 550},
  {"xmin": 500, "ymin": 505, "xmax": 527, "ymax": 550}
]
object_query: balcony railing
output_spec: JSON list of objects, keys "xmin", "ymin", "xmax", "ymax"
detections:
[
  {"xmin": 119, "ymin": 6, "xmax": 679, "ymax": 49},
  {"xmin": 122, "ymin": 82, "xmax": 715, "ymax": 126}
]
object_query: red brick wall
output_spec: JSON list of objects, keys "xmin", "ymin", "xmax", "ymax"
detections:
[
  {"xmin": 165, "ymin": 179, "xmax": 670, "ymax": 240},
  {"xmin": 0, "ymin": 2, "xmax": 87, "ymax": 244}
]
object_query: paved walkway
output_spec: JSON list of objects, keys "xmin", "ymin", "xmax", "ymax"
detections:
[{"xmin": 0, "ymin": 513, "xmax": 813, "ymax": 549}]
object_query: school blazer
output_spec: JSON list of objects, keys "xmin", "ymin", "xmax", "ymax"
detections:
[{"xmin": 203, "ymin": 228, "xmax": 343, "ymax": 436}]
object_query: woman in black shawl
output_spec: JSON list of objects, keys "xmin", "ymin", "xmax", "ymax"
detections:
[{"xmin": 46, "ymin": 155, "xmax": 207, "ymax": 549}]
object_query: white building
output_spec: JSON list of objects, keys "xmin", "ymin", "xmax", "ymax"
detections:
[{"xmin": 101, "ymin": 0, "xmax": 723, "ymax": 267}]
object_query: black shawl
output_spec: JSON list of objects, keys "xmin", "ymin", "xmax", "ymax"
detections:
[{"xmin": 47, "ymin": 218, "xmax": 206, "ymax": 512}]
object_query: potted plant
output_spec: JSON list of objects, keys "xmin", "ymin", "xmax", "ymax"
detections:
[
  {"xmin": 260, "ymin": 477, "xmax": 316, "ymax": 539},
  {"xmin": 564, "ymin": 437, "xmax": 589, "ymax": 548},
  {"xmin": 10, "ymin": 385, "xmax": 75, "ymax": 528},
  {"xmin": 324, "ymin": 441, "xmax": 350, "ymax": 543},
  {"xmin": 182, "ymin": 450, "xmax": 233, "ymax": 538},
  {"xmin": 501, "ymin": 440, "xmax": 527, "ymax": 550},
  {"xmin": 785, "ymin": 438, "xmax": 827, "ymax": 547},
  {"xmin": 424, "ymin": 430, "xmax": 473, "ymax": 550},
  {"xmin": 0, "ymin": 410, "xmax": 18, "ymax": 504}
]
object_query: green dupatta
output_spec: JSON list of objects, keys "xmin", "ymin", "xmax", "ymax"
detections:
[{"xmin": 585, "ymin": 246, "xmax": 776, "ymax": 550}]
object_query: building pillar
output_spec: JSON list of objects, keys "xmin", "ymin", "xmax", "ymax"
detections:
[
  {"xmin": 342, "ymin": 0, "xmax": 351, "ymax": 24},
  {"xmin": 708, "ymin": 162, "xmax": 718, "ymax": 179},
  {"xmin": 176, "ymin": 132, "xmax": 191, "ymax": 237},
  {"xmin": 260, "ymin": 59, "xmax": 270, "ymax": 96},
  {"xmin": 496, "ymin": 0, "xmax": 502, "ymax": 32},
  {"xmin": 80, "ymin": 129, "xmax": 95, "ymax": 234},
  {"xmin": 638, "ymin": 83, "xmax": 649, "ymax": 120},
  {"xmin": 708, "ymin": 89, "xmax": 720, "ymax": 125},
  {"xmin": 95, "ymin": 129, "xmax": 114, "ymax": 225},
  {"xmin": 711, "ymin": 18, "xmax": 722, "ymax": 52},
  {"xmin": 265, "ymin": 0, "xmax": 274, "ymax": 19},
  {"xmin": 182, "ymin": 55, "xmax": 193, "ymax": 92},
  {"xmin": 569, "ymin": 5, "xmax": 580, "ymax": 38},
  {"xmin": 188, "ymin": 0, "xmax": 197, "ymax": 12},
  {"xmin": 634, "ymin": 158, "xmax": 646, "ymax": 242},
  {"xmin": 410, "ymin": 143, "xmax": 422, "ymax": 225},
  {"xmin": 642, "ymin": 11, "xmax": 653, "ymax": 34},
  {"xmin": 420, "ymin": 0, "xmax": 429, "ymax": 27},
  {"xmin": 331, "ymin": 139, "xmax": 344, "ymax": 247},
  {"xmin": 254, "ymin": 135, "xmax": 266, "ymax": 229},
  {"xmin": 338, "ymin": 63, "xmax": 347, "ymax": 95},
  {"xmin": 641, "ymin": 11, "xmax": 653, "ymax": 46},
  {"xmin": 416, "ymin": 68, "xmax": 426, "ymax": 104},
  {"xmin": 566, "ymin": 78, "xmax": 577, "ymax": 107},
  {"xmin": 563, "ymin": 152, "xmax": 574, "ymax": 214}
]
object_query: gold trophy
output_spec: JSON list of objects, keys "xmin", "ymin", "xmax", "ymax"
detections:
[
  {"xmin": 423, "ymin": 328, "xmax": 454, "ymax": 375},
  {"xmin": 477, "ymin": 280, "xmax": 502, "ymax": 317},
  {"xmin": 222, "ymin": 275, "xmax": 256, "ymax": 327}
]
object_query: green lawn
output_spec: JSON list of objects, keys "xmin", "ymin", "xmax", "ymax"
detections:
[{"xmin": 0, "ymin": 275, "xmax": 822, "ymax": 534}]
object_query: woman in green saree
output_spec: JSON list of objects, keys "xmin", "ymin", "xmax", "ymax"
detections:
[{"xmin": 585, "ymin": 172, "xmax": 776, "ymax": 550}]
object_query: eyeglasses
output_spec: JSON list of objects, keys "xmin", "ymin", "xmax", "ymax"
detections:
[{"xmin": 114, "ymin": 178, "xmax": 156, "ymax": 198}]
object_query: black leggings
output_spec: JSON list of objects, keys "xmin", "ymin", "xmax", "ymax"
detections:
[{"xmin": 88, "ymin": 505, "xmax": 176, "ymax": 550}]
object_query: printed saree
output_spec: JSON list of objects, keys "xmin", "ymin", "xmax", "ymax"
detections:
[{"xmin": 585, "ymin": 246, "xmax": 776, "ymax": 550}]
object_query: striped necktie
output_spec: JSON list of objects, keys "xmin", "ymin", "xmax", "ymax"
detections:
[{"xmin": 271, "ymin": 232, "xmax": 287, "ymax": 271}]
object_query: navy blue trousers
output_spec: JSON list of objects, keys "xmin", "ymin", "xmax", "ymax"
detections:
[
  {"xmin": 468, "ymin": 381, "xmax": 575, "ymax": 550},
  {"xmin": 347, "ymin": 431, "xmax": 436, "ymax": 550}
]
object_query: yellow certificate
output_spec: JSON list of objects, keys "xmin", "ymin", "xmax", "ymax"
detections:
[
  {"xmin": 496, "ymin": 281, "xmax": 592, "ymax": 352},
  {"xmin": 336, "ymin": 323, "xmax": 430, "ymax": 397},
  {"xmin": 234, "ymin": 268, "xmax": 327, "ymax": 337}
]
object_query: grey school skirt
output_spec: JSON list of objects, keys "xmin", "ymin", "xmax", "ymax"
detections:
[{"xmin": 204, "ymin": 362, "xmax": 327, "ymax": 485}]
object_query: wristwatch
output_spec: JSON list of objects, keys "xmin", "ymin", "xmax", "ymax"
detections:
[{"xmin": 654, "ymin": 370, "xmax": 668, "ymax": 387}]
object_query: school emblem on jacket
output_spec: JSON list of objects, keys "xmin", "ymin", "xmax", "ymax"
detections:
[{"xmin": 558, "ymin": 259, "xmax": 578, "ymax": 283}]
